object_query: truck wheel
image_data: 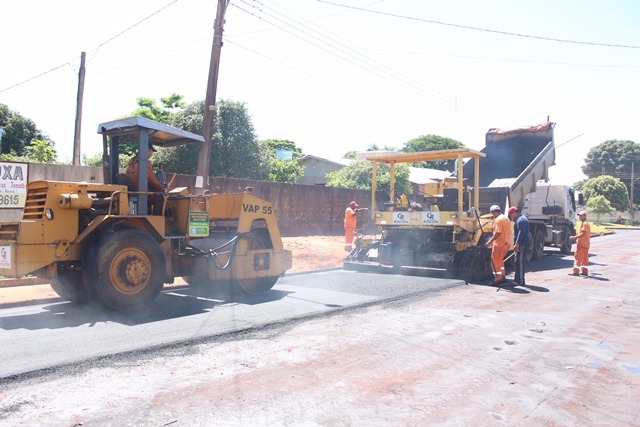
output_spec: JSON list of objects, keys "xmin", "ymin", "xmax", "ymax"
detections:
[
  {"xmin": 532, "ymin": 229, "xmax": 545, "ymax": 260},
  {"xmin": 560, "ymin": 228, "xmax": 573, "ymax": 255},
  {"xmin": 92, "ymin": 230, "xmax": 165, "ymax": 312},
  {"xmin": 50, "ymin": 271, "xmax": 92, "ymax": 304},
  {"xmin": 524, "ymin": 243, "xmax": 533, "ymax": 263}
]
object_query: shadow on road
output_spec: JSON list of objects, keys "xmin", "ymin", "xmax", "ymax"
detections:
[
  {"xmin": 529, "ymin": 250, "xmax": 574, "ymax": 273},
  {"xmin": 0, "ymin": 286, "xmax": 292, "ymax": 331}
]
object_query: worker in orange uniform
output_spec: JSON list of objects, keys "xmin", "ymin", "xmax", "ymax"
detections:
[
  {"xmin": 569, "ymin": 210, "xmax": 591, "ymax": 276},
  {"xmin": 485, "ymin": 205, "xmax": 510, "ymax": 285},
  {"xmin": 344, "ymin": 201, "xmax": 365, "ymax": 251},
  {"xmin": 126, "ymin": 144, "xmax": 166, "ymax": 214}
]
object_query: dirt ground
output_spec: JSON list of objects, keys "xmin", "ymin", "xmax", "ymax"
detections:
[{"xmin": 283, "ymin": 234, "xmax": 347, "ymax": 273}]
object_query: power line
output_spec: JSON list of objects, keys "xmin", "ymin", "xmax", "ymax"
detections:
[
  {"xmin": 317, "ymin": 0, "xmax": 640, "ymax": 49},
  {"xmin": 233, "ymin": 0, "xmax": 503, "ymax": 125},
  {"xmin": 95, "ymin": 0, "xmax": 179, "ymax": 52},
  {"xmin": 0, "ymin": 0, "xmax": 179, "ymax": 95},
  {"xmin": 225, "ymin": 38, "xmax": 333, "ymax": 84},
  {"xmin": 266, "ymin": 0, "xmax": 498, "ymax": 122},
  {"xmin": 556, "ymin": 134, "xmax": 584, "ymax": 150},
  {"xmin": 366, "ymin": 48, "xmax": 640, "ymax": 70},
  {"xmin": 0, "ymin": 62, "xmax": 71, "ymax": 94}
]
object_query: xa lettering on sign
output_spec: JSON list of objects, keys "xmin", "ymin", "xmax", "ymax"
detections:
[{"xmin": 2, "ymin": 165, "xmax": 25, "ymax": 181}]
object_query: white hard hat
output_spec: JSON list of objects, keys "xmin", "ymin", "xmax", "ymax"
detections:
[{"xmin": 490, "ymin": 205, "xmax": 501, "ymax": 212}]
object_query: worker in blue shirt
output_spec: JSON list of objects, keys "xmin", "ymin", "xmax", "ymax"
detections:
[{"xmin": 508, "ymin": 206, "xmax": 532, "ymax": 285}]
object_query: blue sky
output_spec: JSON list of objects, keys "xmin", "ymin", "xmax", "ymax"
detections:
[{"xmin": 1, "ymin": 0, "xmax": 639, "ymax": 185}]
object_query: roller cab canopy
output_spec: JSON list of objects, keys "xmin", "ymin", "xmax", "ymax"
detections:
[
  {"xmin": 97, "ymin": 116, "xmax": 204, "ymax": 148},
  {"xmin": 98, "ymin": 116, "xmax": 205, "ymax": 201}
]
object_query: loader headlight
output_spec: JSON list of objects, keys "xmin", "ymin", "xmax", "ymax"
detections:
[{"xmin": 45, "ymin": 208, "xmax": 54, "ymax": 220}]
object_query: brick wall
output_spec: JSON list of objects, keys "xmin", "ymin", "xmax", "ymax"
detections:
[
  {"xmin": 172, "ymin": 174, "xmax": 383, "ymax": 236},
  {"xmin": 1, "ymin": 163, "xmax": 383, "ymax": 236}
]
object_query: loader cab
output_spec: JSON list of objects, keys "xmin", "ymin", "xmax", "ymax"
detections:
[{"xmin": 97, "ymin": 116, "xmax": 204, "ymax": 214}]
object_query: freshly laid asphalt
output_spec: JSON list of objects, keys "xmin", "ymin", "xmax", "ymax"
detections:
[
  {"xmin": 0, "ymin": 230, "xmax": 638, "ymax": 426},
  {"xmin": 0, "ymin": 271, "xmax": 463, "ymax": 380}
]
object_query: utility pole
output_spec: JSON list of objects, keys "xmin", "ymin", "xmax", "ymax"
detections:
[
  {"xmin": 196, "ymin": 0, "xmax": 229, "ymax": 188},
  {"xmin": 631, "ymin": 161, "xmax": 635, "ymax": 222},
  {"xmin": 72, "ymin": 52, "xmax": 86, "ymax": 166}
]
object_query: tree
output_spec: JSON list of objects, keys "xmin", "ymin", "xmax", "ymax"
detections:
[
  {"xmin": 262, "ymin": 139, "xmax": 304, "ymax": 183},
  {"xmin": 582, "ymin": 139, "xmax": 640, "ymax": 190},
  {"xmin": 158, "ymin": 99, "xmax": 269, "ymax": 179},
  {"xmin": 582, "ymin": 175, "xmax": 629, "ymax": 212},
  {"xmin": 25, "ymin": 139, "xmax": 57, "ymax": 163},
  {"xmin": 341, "ymin": 144, "xmax": 400, "ymax": 162},
  {"xmin": 0, "ymin": 103, "xmax": 55, "ymax": 159},
  {"xmin": 572, "ymin": 179, "xmax": 586, "ymax": 192},
  {"xmin": 114, "ymin": 94, "xmax": 189, "ymax": 158},
  {"xmin": 264, "ymin": 139, "xmax": 303, "ymax": 159},
  {"xmin": 83, "ymin": 94, "xmax": 188, "ymax": 166},
  {"xmin": 586, "ymin": 194, "xmax": 613, "ymax": 223},
  {"xmin": 401, "ymin": 135, "xmax": 464, "ymax": 171},
  {"xmin": 268, "ymin": 158, "xmax": 304, "ymax": 183},
  {"xmin": 130, "ymin": 93, "xmax": 185, "ymax": 123},
  {"xmin": 326, "ymin": 160, "xmax": 413, "ymax": 196},
  {"xmin": 343, "ymin": 150, "xmax": 356, "ymax": 160},
  {"xmin": 82, "ymin": 152, "xmax": 131, "ymax": 168}
]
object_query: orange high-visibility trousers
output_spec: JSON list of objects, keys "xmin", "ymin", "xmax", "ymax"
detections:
[
  {"xmin": 572, "ymin": 245, "xmax": 589, "ymax": 275},
  {"xmin": 491, "ymin": 242, "xmax": 509, "ymax": 281},
  {"xmin": 344, "ymin": 226, "xmax": 356, "ymax": 245},
  {"xmin": 344, "ymin": 207, "xmax": 357, "ymax": 246}
]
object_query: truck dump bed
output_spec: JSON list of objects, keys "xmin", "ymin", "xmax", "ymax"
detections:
[{"xmin": 463, "ymin": 122, "xmax": 556, "ymax": 213}]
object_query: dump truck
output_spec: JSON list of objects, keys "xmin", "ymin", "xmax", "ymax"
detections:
[
  {"xmin": 463, "ymin": 121, "xmax": 577, "ymax": 260},
  {"xmin": 344, "ymin": 120, "xmax": 564, "ymax": 279},
  {"xmin": 521, "ymin": 182, "xmax": 579, "ymax": 259},
  {"xmin": 0, "ymin": 116, "xmax": 292, "ymax": 311}
]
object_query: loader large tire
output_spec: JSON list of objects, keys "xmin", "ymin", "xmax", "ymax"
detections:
[
  {"xmin": 92, "ymin": 230, "xmax": 165, "ymax": 312},
  {"xmin": 49, "ymin": 270, "xmax": 92, "ymax": 304}
]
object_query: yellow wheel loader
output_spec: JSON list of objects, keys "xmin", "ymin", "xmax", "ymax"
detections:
[{"xmin": 0, "ymin": 116, "xmax": 292, "ymax": 312}]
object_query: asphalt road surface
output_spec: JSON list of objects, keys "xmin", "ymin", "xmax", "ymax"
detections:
[
  {"xmin": 1, "ymin": 230, "xmax": 639, "ymax": 426},
  {"xmin": 0, "ymin": 271, "xmax": 462, "ymax": 379}
]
